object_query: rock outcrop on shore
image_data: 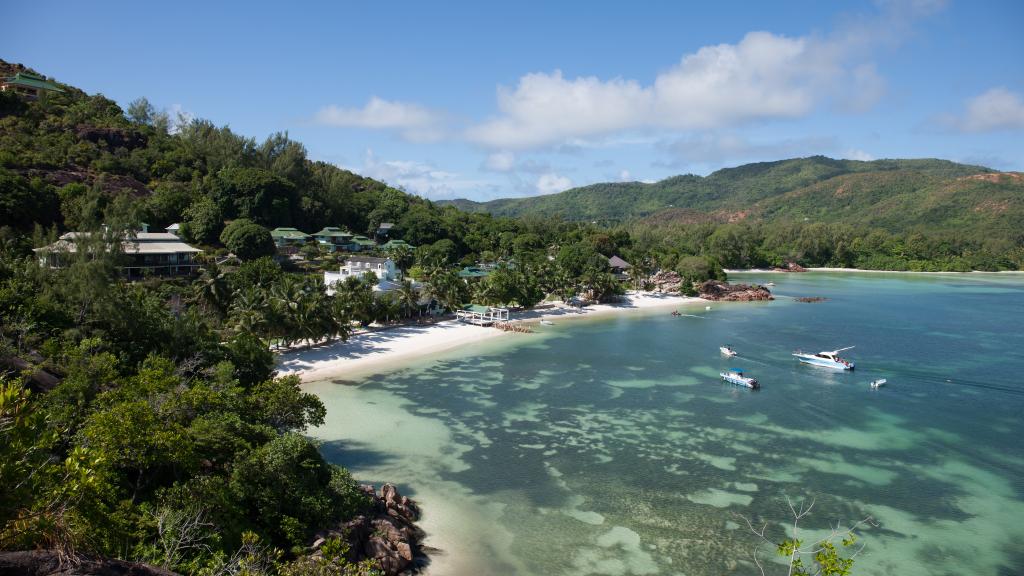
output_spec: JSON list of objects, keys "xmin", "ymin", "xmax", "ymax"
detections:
[
  {"xmin": 312, "ymin": 483, "xmax": 428, "ymax": 575},
  {"xmin": 648, "ymin": 270, "xmax": 684, "ymax": 292},
  {"xmin": 698, "ymin": 280, "xmax": 774, "ymax": 301},
  {"xmin": 774, "ymin": 261, "xmax": 808, "ymax": 272}
]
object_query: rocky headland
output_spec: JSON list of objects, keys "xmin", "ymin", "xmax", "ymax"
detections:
[{"xmin": 698, "ymin": 280, "xmax": 774, "ymax": 301}]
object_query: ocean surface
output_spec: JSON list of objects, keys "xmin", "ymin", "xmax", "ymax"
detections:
[{"xmin": 309, "ymin": 272, "xmax": 1024, "ymax": 576}]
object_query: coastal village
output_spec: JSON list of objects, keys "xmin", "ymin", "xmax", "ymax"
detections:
[{"xmin": 32, "ymin": 216, "xmax": 773, "ymax": 349}]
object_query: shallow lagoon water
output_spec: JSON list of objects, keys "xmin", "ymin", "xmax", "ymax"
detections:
[{"xmin": 310, "ymin": 272, "xmax": 1024, "ymax": 575}]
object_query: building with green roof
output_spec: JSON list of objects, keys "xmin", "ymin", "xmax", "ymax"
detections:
[
  {"xmin": 1, "ymin": 72, "xmax": 64, "ymax": 100},
  {"xmin": 381, "ymin": 239, "xmax": 414, "ymax": 250},
  {"xmin": 349, "ymin": 235, "xmax": 377, "ymax": 252},
  {"xmin": 270, "ymin": 227, "xmax": 312, "ymax": 247},
  {"xmin": 313, "ymin": 227, "xmax": 354, "ymax": 252}
]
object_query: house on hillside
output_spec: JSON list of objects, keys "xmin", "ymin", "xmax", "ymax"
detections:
[
  {"xmin": 375, "ymin": 222, "xmax": 395, "ymax": 242},
  {"xmin": 270, "ymin": 227, "xmax": 311, "ymax": 247},
  {"xmin": 312, "ymin": 227, "xmax": 354, "ymax": 252},
  {"xmin": 34, "ymin": 231, "xmax": 201, "ymax": 278},
  {"xmin": 349, "ymin": 235, "xmax": 377, "ymax": 252},
  {"xmin": 1, "ymin": 72, "xmax": 64, "ymax": 100},
  {"xmin": 380, "ymin": 239, "xmax": 414, "ymax": 251}
]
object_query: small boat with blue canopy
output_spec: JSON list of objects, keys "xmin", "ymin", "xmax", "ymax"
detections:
[{"xmin": 720, "ymin": 368, "xmax": 759, "ymax": 389}]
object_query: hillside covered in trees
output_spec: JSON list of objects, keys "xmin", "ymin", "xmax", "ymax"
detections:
[
  {"xmin": 0, "ymin": 60, "xmax": 648, "ymax": 575},
  {"xmin": 445, "ymin": 157, "xmax": 1024, "ymax": 270}
]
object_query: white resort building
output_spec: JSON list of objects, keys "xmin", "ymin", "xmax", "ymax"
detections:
[
  {"xmin": 34, "ymin": 230, "xmax": 202, "ymax": 278},
  {"xmin": 324, "ymin": 256, "xmax": 402, "ymax": 293}
]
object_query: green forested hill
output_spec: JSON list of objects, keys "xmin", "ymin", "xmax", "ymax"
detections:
[{"xmin": 442, "ymin": 156, "xmax": 1021, "ymax": 234}]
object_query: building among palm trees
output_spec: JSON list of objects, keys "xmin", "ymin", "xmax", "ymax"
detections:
[
  {"xmin": 324, "ymin": 256, "xmax": 403, "ymax": 294},
  {"xmin": 607, "ymin": 255, "xmax": 633, "ymax": 281}
]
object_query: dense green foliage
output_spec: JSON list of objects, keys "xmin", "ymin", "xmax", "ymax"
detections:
[
  {"xmin": 220, "ymin": 219, "xmax": 275, "ymax": 261},
  {"xmin": 0, "ymin": 68, "xmax": 668, "ymax": 574},
  {"xmin": 445, "ymin": 157, "xmax": 1024, "ymax": 271},
  {"xmin": 0, "ymin": 240, "xmax": 372, "ymax": 572}
]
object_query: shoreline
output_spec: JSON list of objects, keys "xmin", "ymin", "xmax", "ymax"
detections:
[
  {"xmin": 727, "ymin": 267, "xmax": 1024, "ymax": 275},
  {"xmin": 276, "ymin": 291, "xmax": 708, "ymax": 383}
]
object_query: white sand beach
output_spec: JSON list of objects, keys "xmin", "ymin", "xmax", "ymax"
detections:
[{"xmin": 277, "ymin": 291, "xmax": 707, "ymax": 383}]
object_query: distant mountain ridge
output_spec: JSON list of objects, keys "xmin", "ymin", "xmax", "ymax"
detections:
[{"xmin": 441, "ymin": 156, "xmax": 1023, "ymax": 237}]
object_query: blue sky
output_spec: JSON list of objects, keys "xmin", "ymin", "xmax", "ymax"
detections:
[{"xmin": 4, "ymin": 0, "xmax": 1023, "ymax": 200}]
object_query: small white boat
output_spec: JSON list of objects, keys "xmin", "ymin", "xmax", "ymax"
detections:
[
  {"xmin": 720, "ymin": 346, "xmax": 737, "ymax": 357},
  {"xmin": 793, "ymin": 346, "xmax": 856, "ymax": 370},
  {"xmin": 720, "ymin": 368, "xmax": 759, "ymax": 389},
  {"xmin": 870, "ymin": 378, "xmax": 887, "ymax": 389},
  {"xmin": 705, "ymin": 305, "xmax": 712, "ymax": 310},
  {"xmin": 539, "ymin": 319, "xmax": 554, "ymax": 326},
  {"xmin": 766, "ymin": 282, "xmax": 775, "ymax": 287}
]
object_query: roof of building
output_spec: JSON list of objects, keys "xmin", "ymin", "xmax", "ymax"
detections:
[
  {"xmin": 458, "ymin": 266, "xmax": 492, "ymax": 278},
  {"xmin": 377, "ymin": 222, "xmax": 394, "ymax": 231},
  {"xmin": 345, "ymin": 256, "xmax": 390, "ymax": 265},
  {"xmin": 351, "ymin": 235, "xmax": 376, "ymax": 245},
  {"xmin": 608, "ymin": 255, "xmax": 633, "ymax": 269},
  {"xmin": 35, "ymin": 232, "xmax": 201, "ymax": 255},
  {"xmin": 59, "ymin": 231, "xmax": 183, "ymax": 242},
  {"xmin": 165, "ymin": 223, "xmax": 181, "ymax": 231},
  {"xmin": 313, "ymin": 227, "xmax": 353, "ymax": 237},
  {"xmin": 270, "ymin": 227, "xmax": 311, "ymax": 239},
  {"xmin": 381, "ymin": 239, "xmax": 412, "ymax": 249},
  {"xmin": 3, "ymin": 72, "xmax": 64, "ymax": 93}
]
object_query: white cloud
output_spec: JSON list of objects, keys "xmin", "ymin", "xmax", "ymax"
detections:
[
  {"xmin": 536, "ymin": 173, "xmax": 573, "ymax": 195},
  {"xmin": 483, "ymin": 151, "xmax": 516, "ymax": 172},
  {"xmin": 466, "ymin": 70, "xmax": 651, "ymax": 149},
  {"xmin": 844, "ymin": 148, "xmax": 875, "ymax": 161},
  {"xmin": 951, "ymin": 88, "xmax": 1024, "ymax": 132},
  {"xmin": 358, "ymin": 149, "xmax": 493, "ymax": 200},
  {"xmin": 465, "ymin": 30, "xmax": 884, "ymax": 150},
  {"xmin": 619, "ymin": 170, "xmax": 632, "ymax": 181},
  {"xmin": 315, "ymin": 97, "xmax": 445, "ymax": 141},
  {"xmin": 463, "ymin": 2, "xmax": 943, "ymax": 150},
  {"xmin": 655, "ymin": 133, "xmax": 838, "ymax": 168}
]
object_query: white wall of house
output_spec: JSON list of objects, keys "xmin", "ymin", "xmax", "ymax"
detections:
[{"xmin": 324, "ymin": 258, "xmax": 398, "ymax": 292}]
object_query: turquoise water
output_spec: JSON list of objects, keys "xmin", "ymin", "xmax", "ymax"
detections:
[{"xmin": 310, "ymin": 273, "xmax": 1024, "ymax": 575}]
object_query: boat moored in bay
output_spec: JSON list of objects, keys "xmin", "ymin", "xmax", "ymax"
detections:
[
  {"xmin": 720, "ymin": 368, "xmax": 759, "ymax": 389},
  {"xmin": 720, "ymin": 345, "xmax": 737, "ymax": 357},
  {"xmin": 793, "ymin": 346, "xmax": 856, "ymax": 370}
]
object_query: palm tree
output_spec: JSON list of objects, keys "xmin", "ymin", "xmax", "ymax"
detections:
[
  {"xmin": 395, "ymin": 279, "xmax": 419, "ymax": 319},
  {"xmin": 194, "ymin": 263, "xmax": 231, "ymax": 317},
  {"xmin": 425, "ymin": 269, "xmax": 463, "ymax": 313},
  {"xmin": 269, "ymin": 276, "xmax": 304, "ymax": 348},
  {"xmin": 228, "ymin": 285, "xmax": 270, "ymax": 336}
]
